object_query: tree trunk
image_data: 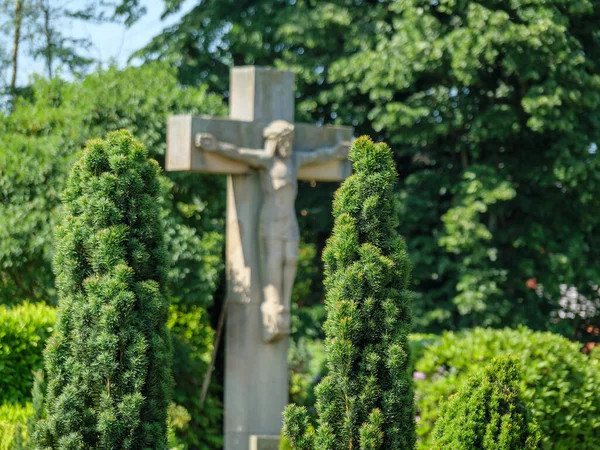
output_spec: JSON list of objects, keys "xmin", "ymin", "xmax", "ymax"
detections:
[
  {"xmin": 41, "ymin": 0, "xmax": 52, "ymax": 78},
  {"xmin": 10, "ymin": 0, "xmax": 24, "ymax": 96}
]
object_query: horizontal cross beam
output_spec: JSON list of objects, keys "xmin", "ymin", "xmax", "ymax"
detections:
[{"xmin": 166, "ymin": 115, "xmax": 353, "ymax": 182}]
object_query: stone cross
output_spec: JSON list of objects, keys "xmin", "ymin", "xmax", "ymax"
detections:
[{"xmin": 166, "ymin": 66, "xmax": 353, "ymax": 450}]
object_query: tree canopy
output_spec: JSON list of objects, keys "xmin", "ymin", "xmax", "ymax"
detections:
[{"xmin": 135, "ymin": 0, "xmax": 600, "ymax": 337}]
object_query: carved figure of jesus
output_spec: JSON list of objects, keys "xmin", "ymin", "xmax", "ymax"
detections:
[{"xmin": 196, "ymin": 120, "xmax": 349, "ymax": 343}]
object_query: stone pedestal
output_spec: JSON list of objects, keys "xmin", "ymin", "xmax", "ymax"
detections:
[{"xmin": 249, "ymin": 435, "xmax": 280, "ymax": 450}]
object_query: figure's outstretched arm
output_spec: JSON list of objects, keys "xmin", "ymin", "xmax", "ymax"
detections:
[
  {"xmin": 296, "ymin": 141, "xmax": 351, "ymax": 167},
  {"xmin": 195, "ymin": 133, "xmax": 269, "ymax": 168}
]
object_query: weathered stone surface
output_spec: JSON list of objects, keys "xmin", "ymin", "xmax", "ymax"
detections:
[
  {"xmin": 166, "ymin": 116, "xmax": 352, "ymax": 181},
  {"xmin": 230, "ymin": 67, "xmax": 295, "ymax": 124}
]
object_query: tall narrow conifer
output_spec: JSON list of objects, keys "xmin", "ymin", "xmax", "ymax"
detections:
[
  {"xmin": 35, "ymin": 130, "xmax": 172, "ymax": 449},
  {"xmin": 283, "ymin": 136, "xmax": 415, "ymax": 449}
]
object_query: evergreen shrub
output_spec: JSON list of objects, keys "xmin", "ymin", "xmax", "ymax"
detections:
[
  {"xmin": 414, "ymin": 327, "xmax": 600, "ymax": 449},
  {"xmin": 35, "ymin": 130, "xmax": 172, "ymax": 449},
  {"xmin": 431, "ymin": 356, "xmax": 540, "ymax": 449},
  {"xmin": 0, "ymin": 303, "xmax": 56, "ymax": 404},
  {"xmin": 283, "ymin": 136, "xmax": 415, "ymax": 449}
]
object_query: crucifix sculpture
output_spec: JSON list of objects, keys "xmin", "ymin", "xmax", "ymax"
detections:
[
  {"xmin": 196, "ymin": 120, "xmax": 349, "ymax": 342},
  {"xmin": 167, "ymin": 66, "xmax": 354, "ymax": 450}
]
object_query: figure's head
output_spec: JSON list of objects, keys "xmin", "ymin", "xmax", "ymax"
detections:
[{"xmin": 263, "ymin": 120, "xmax": 294, "ymax": 158}]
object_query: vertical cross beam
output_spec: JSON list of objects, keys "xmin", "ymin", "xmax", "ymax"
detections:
[{"xmin": 224, "ymin": 67, "xmax": 295, "ymax": 450}]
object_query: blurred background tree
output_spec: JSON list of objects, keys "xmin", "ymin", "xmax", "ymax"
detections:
[
  {"xmin": 130, "ymin": 0, "xmax": 600, "ymax": 340},
  {"xmin": 4, "ymin": 0, "xmax": 598, "ymax": 350},
  {"xmin": 0, "ymin": 0, "xmax": 140, "ymax": 100}
]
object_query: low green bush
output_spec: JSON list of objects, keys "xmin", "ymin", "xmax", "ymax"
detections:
[
  {"xmin": 0, "ymin": 301, "xmax": 218, "ymax": 449},
  {"xmin": 0, "ymin": 402, "xmax": 32, "ymax": 450},
  {"xmin": 0, "ymin": 303, "xmax": 56, "ymax": 404},
  {"xmin": 431, "ymin": 356, "xmax": 540, "ymax": 449},
  {"xmin": 168, "ymin": 304, "xmax": 222, "ymax": 449},
  {"xmin": 414, "ymin": 327, "xmax": 600, "ymax": 450},
  {"xmin": 0, "ymin": 401, "xmax": 190, "ymax": 450}
]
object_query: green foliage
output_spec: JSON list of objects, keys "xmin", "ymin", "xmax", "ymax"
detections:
[
  {"xmin": 330, "ymin": 0, "xmax": 600, "ymax": 335},
  {"xmin": 414, "ymin": 327, "xmax": 600, "ymax": 450},
  {"xmin": 279, "ymin": 432, "xmax": 293, "ymax": 450},
  {"xmin": 0, "ymin": 403, "xmax": 32, "ymax": 450},
  {"xmin": 590, "ymin": 345, "xmax": 600, "ymax": 361},
  {"xmin": 290, "ymin": 242, "xmax": 325, "ymax": 342},
  {"xmin": 1, "ymin": 64, "xmax": 227, "ymax": 448},
  {"xmin": 167, "ymin": 403, "xmax": 192, "ymax": 450},
  {"xmin": 35, "ymin": 131, "xmax": 172, "ymax": 449},
  {"xmin": 288, "ymin": 338, "xmax": 327, "ymax": 414},
  {"xmin": 0, "ymin": 132, "xmax": 71, "ymax": 302},
  {"xmin": 288, "ymin": 333, "xmax": 438, "ymax": 427},
  {"xmin": 29, "ymin": 371, "xmax": 45, "ymax": 444},
  {"xmin": 0, "ymin": 400, "xmax": 193, "ymax": 450},
  {"xmin": 0, "ymin": 303, "xmax": 56, "ymax": 404},
  {"xmin": 0, "ymin": 305, "xmax": 219, "ymax": 449},
  {"xmin": 431, "ymin": 357, "xmax": 540, "ymax": 449},
  {"xmin": 167, "ymin": 305, "xmax": 222, "ymax": 450},
  {"xmin": 406, "ymin": 334, "xmax": 438, "ymax": 376},
  {"xmin": 284, "ymin": 137, "xmax": 415, "ymax": 449},
  {"xmin": 142, "ymin": 0, "xmax": 600, "ymax": 337},
  {"xmin": 1, "ymin": 64, "xmax": 227, "ymax": 307}
]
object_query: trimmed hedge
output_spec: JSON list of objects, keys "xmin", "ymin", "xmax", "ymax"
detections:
[
  {"xmin": 0, "ymin": 303, "xmax": 56, "ymax": 404},
  {"xmin": 0, "ymin": 302, "xmax": 210, "ymax": 449},
  {"xmin": 414, "ymin": 327, "xmax": 600, "ymax": 450},
  {"xmin": 284, "ymin": 328, "xmax": 599, "ymax": 449}
]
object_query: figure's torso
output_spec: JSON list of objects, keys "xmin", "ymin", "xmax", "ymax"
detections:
[{"xmin": 259, "ymin": 155, "xmax": 299, "ymax": 240}]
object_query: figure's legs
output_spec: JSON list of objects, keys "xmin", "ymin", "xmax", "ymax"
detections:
[
  {"xmin": 260, "ymin": 238, "xmax": 286, "ymax": 343},
  {"xmin": 282, "ymin": 238, "xmax": 299, "ymax": 325}
]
